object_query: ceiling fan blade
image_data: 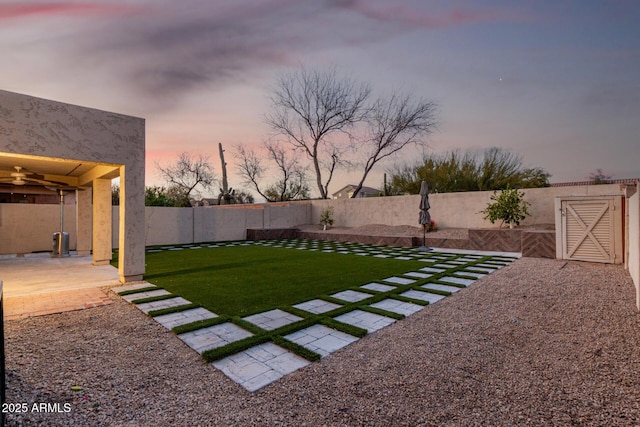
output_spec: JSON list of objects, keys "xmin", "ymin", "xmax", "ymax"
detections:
[{"xmin": 25, "ymin": 172, "xmax": 46, "ymax": 180}]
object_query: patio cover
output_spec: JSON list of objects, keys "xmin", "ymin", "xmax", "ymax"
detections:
[{"xmin": 0, "ymin": 90, "xmax": 145, "ymax": 283}]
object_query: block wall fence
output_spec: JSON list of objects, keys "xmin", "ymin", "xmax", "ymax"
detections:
[
  {"xmin": 0, "ymin": 183, "xmax": 629, "ymax": 252},
  {"xmin": 1, "ymin": 182, "xmax": 638, "ymax": 307}
]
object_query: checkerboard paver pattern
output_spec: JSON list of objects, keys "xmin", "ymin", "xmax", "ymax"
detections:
[{"xmin": 119, "ymin": 239, "xmax": 521, "ymax": 391}]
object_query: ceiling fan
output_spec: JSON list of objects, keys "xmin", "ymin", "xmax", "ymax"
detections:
[{"xmin": 0, "ymin": 166, "xmax": 80, "ymax": 190}]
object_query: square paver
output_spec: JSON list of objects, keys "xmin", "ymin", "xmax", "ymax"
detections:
[
  {"xmin": 284, "ymin": 324, "xmax": 359, "ymax": 358},
  {"xmin": 403, "ymin": 271, "xmax": 432, "ymax": 279},
  {"xmin": 419, "ymin": 266, "xmax": 446, "ymax": 274},
  {"xmin": 242, "ymin": 309, "xmax": 303, "ymax": 331},
  {"xmin": 432, "ymin": 263, "xmax": 458, "ymax": 269},
  {"xmin": 330, "ymin": 290, "xmax": 374, "ymax": 303},
  {"xmin": 212, "ymin": 342, "xmax": 310, "ymax": 392},
  {"xmin": 465, "ymin": 266, "xmax": 495, "ymax": 274},
  {"xmin": 438, "ymin": 276, "xmax": 475, "ymax": 287},
  {"xmin": 370, "ymin": 299, "xmax": 424, "ymax": 317},
  {"xmin": 154, "ymin": 307, "xmax": 218, "ymax": 330},
  {"xmin": 421, "ymin": 283, "xmax": 463, "ymax": 294},
  {"xmin": 114, "ymin": 282, "xmax": 157, "ymax": 293},
  {"xmin": 400, "ymin": 289, "xmax": 446, "ymax": 304},
  {"xmin": 121, "ymin": 289, "xmax": 171, "ymax": 302},
  {"xmin": 293, "ymin": 299, "xmax": 342, "ymax": 314},
  {"xmin": 475, "ymin": 263, "xmax": 501, "ymax": 269},
  {"xmin": 456, "ymin": 271, "xmax": 486, "ymax": 279},
  {"xmin": 360, "ymin": 282, "xmax": 396, "ymax": 292},
  {"xmin": 136, "ymin": 297, "xmax": 191, "ymax": 314},
  {"xmin": 381, "ymin": 276, "xmax": 415, "ymax": 285},
  {"xmin": 334, "ymin": 309, "xmax": 396, "ymax": 332},
  {"xmin": 178, "ymin": 322, "xmax": 253, "ymax": 354}
]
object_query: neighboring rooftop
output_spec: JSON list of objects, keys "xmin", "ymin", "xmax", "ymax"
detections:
[
  {"xmin": 332, "ymin": 184, "xmax": 381, "ymax": 199},
  {"xmin": 550, "ymin": 178, "xmax": 638, "ymax": 187}
]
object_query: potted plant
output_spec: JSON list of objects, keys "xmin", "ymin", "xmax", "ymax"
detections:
[
  {"xmin": 320, "ymin": 206, "xmax": 334, "ymax": 231},
  {"xmin": 480, "ymin": 187, "xmax": 530, "ymax": 229}
]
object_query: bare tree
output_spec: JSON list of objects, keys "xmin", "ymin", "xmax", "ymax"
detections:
[
  {"xmin": 235, "ymin": 142, "xmax": 309, "ymax": 202},
  {"xmin": 588, "ymin": 169, "xmax": 612, "ymax": 184},
  {"xmin": 265, "ymin": 66, "xmax": 371, "ymax": 199},
  {"xmin": 351, "ymin": 93, "xmax": 438, "ymax": 198},
  {"xmin": 156, "ymin": 152, "xmax": 215, "ymax": 205}
]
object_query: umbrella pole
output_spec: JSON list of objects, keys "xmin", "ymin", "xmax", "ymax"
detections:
[{"xmin": 423, "ymin": 224, "xmax": 426, "ymax": 247}]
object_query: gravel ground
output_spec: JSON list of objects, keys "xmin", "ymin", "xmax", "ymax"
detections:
[{"xmin": 4, "ymin": 257, "xmax": 640, "ymax": 426}]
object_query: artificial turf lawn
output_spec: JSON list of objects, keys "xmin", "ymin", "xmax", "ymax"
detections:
[{"xmin": 129, "ymin": 244, "xmax": 425, "ymax": 317}]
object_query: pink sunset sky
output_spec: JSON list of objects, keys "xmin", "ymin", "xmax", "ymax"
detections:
[{"xmin": 1, "ymin": 0, "xmax": 638, "ymax": 198}]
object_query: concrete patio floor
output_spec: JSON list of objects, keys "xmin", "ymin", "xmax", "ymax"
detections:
[{"xmin": 1, "ymin": 253, "xmax": 120, "ymax": 320}]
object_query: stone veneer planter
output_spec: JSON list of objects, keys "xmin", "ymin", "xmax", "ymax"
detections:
[{"xmin": 246, "ymin": 228, "xmax": 556, "ymax": 258}]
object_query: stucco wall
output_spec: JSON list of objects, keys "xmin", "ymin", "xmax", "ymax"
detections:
[
  {"xmin": 308, "ymin": 184, "xmax": 626, "ymax": 229},
  {"xmin": 0, "ymin": 204, "xmax": 77, "ymax": 254},
  {"xmin": 2, "ymin": 184, "xmax": 630, "ymax": 252},
  {"xmin": 111, "ymin": 202, "xmax": 311, "ymax": 247}
]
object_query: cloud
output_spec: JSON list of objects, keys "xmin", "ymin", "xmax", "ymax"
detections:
[
  {"xmin": 334, "ymin": 0, "xmax": 509, "ymax": 29},
  {"xmin": 59, "ymin": 1, "xmax": 360, "ymax": 109},
  {"xmin": 3, "ymin": 1, "xmax": 521, "ymax": 112},
  {"xmin": 0, "ymin": 2, "xmax": 142, "ymax": 20}
]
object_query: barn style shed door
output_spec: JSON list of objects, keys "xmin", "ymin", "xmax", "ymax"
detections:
[{"xmin": 557, "ymin": 196, "xmax": 623, "ymax": 264}]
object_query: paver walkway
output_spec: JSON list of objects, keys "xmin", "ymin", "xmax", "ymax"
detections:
[
  {"xmin": 113, "ymin": 239, "xmax": 519, "ymax": 392},
  {"xmin": 4, "ymin": 287, "xmax": 113, "ymax": 321}
]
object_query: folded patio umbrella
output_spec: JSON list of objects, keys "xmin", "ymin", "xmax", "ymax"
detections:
[{"xmin": 418, "ymin": 180, "xmax": 432, "ymax": 250}]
